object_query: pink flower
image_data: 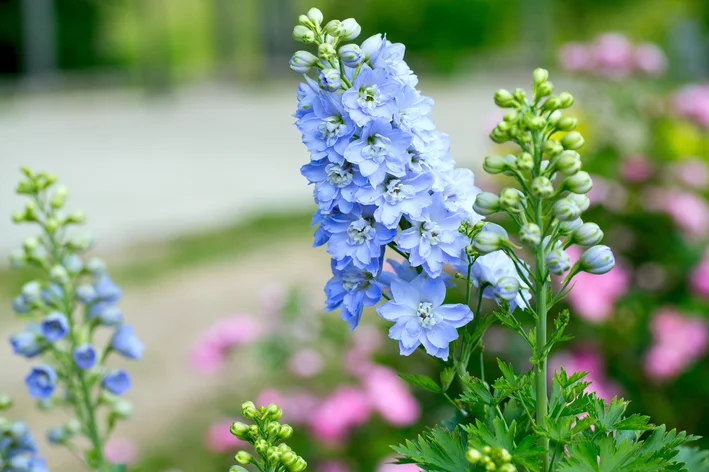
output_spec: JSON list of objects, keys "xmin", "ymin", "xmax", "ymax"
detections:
[
  {"xmin": 559, "ymin": 43, "xmax": 591, "ymax": 72},
  {"xmin": 205, "ymin": 419, "xmax": 247, "ymax": 453},
  {"xmin": 672, "ymin": 84, "xmax": 709, "ymax": 128},
  {"xmin": 352, "ymin": 324, "xmax": 384, "ymax": 353},
  {"xmin": 104, "ymin": 437, "xmax": 139, "ymax": 465},
  {"xmin": 550, "ymin": 348, "xmax": 621, "ymax": 400},
  {"xmin": 362, "ymin": 366, "xmax": 420, "ymax": 426},
  {"xmin": 289, "ymin": 348, "xmax": 325, "ymax": 377},
  {"xmin": 191, "ymin": 314, "xmax": 263, "ymax": 374},
  {"xmin": 565, "ymin": 247, "xmax": 629, "ymax": 323},
  {"xmin": 675, "ymin": 158, "xmax": 709, "ymax": 190},
  {"xmin": 318, "ymin": 461, "xmax": 350, "ymax": 472},
  {"xmin": 592, "ymin": 33, "xmax": 635, "ymax": 79},
  {"xmin": 190, "ymin": 343, "xmax": 225, "ymax": 374},
  {"xmin": 376, "ymin": 458, "xmax": 421, "ymax": 471},
  {"xmin": 633, "ymin": 42, "xmax": 668, "ymax": 76},
  {"xmin": 645, "ymin": 344, "xmax": 688, "ymax": 381},
  {"xmin": 690, "ymin": 258, "xmax": 709, "ymax": 297},
  {"xmin": 309, "ymin": 386, "xmax": 373, "ymax": 443},
  {"xmin": 256, "ymin": 388, "xmax": 284, "ymax": 409},
  {"xmin": 619, "ymin": 155, "xmax": 653, "ymax": 182},
  {"xmin": 644, "ymin": 187, "xmax": 709, "ymax": 238}
]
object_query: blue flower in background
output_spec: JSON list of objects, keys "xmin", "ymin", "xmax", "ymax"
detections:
[
  {"xmin": 73, "ymin": 344, "xmax": 97, "ymax": 370},
  {"xmin": 111, "ymin": 325, "xmax": 144, "ymax": 360},
  {"xmin": 295, "ymin": 75, "xmax": 321, "ymax": 118},
  {"xmin": 377, "ymin": 275, "xmax": 472, "ymax": 359},
  {"xmin": 25, "ymin": 365, "xmax": 57, "ymax": 399},
  {"xmin": 356, "ymin": 172, "xmax": 433, "ymax": 229},
  {"xmin": 88, "ymin": 303, "xmax": 123, "ymax": 326},
  {"xmin": 344, "ymin": 118, "xmax": 412, "ymax": 186},
  {"xmin": 11, "ymin": 294, "xmax": 30, "ymax": 315},
  {"xmin": 40, "ymin": 283, "xmax": 64, "ymax": 309},
  {"xmin": 41, "ymin": 312, "xmax": 69, "ymax": 343},
  {"xmin": 10, "ymin": 324, "xmax": 44, "ymax": 358},
  {"xmin": 102, "ymin": 370, "xmax": 131, "ymax": 395},
  {"xmin": 301, "ymin": 160, "xmax": 367, "ymax": 213},
  {"xmin": 94, "ymin": 275, "xmax": 122, "ymax": 303},
  {"xmin": 75, "ymin": 284, "xmax": 97, "ymax": 304},
  {"xmin": 342, "ymin": 65, "xmax": 401, "ymax": 126},
  {"xmin": 324, "ymin": 260, "xmax": 383, "ymax": 330},
  {"xmin": 296, "ymin": 91, "xmax": 355, "ymax": 162},
  {"xmin": 397, "ymin": 195, "xmax": 468, "ymax": 277}
]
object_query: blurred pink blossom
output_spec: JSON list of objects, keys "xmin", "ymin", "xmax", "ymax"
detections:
[
  {"xmin": 619, "ymin": 155, "xmax": 653, "ymax": 182},
  {"xmin": 592, "ymin": 33, "xmax": 635, "ymax": 79},
  {"xmin": 191, "ymin": 315, "xmax": 263, "ymax": 374},
  {"xmin": 675, "ymin": 158, "xmax": 709, "ymax": 190},
  {"xmin": 587, "ymin": 175, "xmax": 628, "ymax": 211},
  {"xmin": 309, "ymin": 386, "xmax": 373, "ymax": 444},
  {"xmin": 644, "ymin": 188, "xmax": 709, "ymax": 237},
  {"xmin": 565, "ymin": 247, "xmax": 629, "ymax": 323},
  {"xmin": 672, "ymin": 84, "xmax": 709, "ymax": 128},
  {"xmin": 104, "ymin": 437, "xmax": 139, "ymax": 465},
  {"xmin": 645, "ymin": 308, "xmax": 709, "ymax": 381},
  {"xmin": 550, "ymin": 348, "xmax": 621, "ymax": 400},
  {"xmin": 344, "ymin": 347, "xmax": 376, "ymax": 377},
  {"xmin": 318, "ymin": 461, "xmax": 350, "ymax": 472},
  {"xmin": 690, "ymin": 256, "xmax": 709, "ymax": 298},
  {"xmin": 559, "ymin": 43, "xmax": 591, "ymax": 72},
  {"xmin": 352, "ymin": 324, "xmax": 384, "ymax": 353},
  {"xmin": 289, "ymin": 348, "xmax": 325, "ymax": 377},
  {"xmin": 376, "ymin": 458, "xmax": 421, "ymax": 471},
  {"xmin": 633, "ymin": 42, "xmax": 668, "ymax": 75},
  {"xmin": 362, "ymin": 366, "xmax": 420, "ymax": 426},
  {"xmin": 205, "ymin": 419, "xmax": 247, "ymax": 453}
]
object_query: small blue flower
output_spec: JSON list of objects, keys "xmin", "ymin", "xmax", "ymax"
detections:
[
  {"xmin": 296, "ymin": 91, "xmax": 355, "ymax": 162},
  {"xmin": 40, "ymin": 283, "xmax": 64, "ymax": 308},
  {"xmin": 295, "ymin": 76, "xmax": 321, "ymax": 118},
  {"xmin": 579, "ymin": 245, "xmax": 615, "ymax": 275},
  {"xmin": 376, "ymin": 275, "xmax": 473, "ymax": 359},
  {"xmin": 102, "ymin": 369, "xmax": 131, "ymax": 395},
  {"xmin": 301, "ymin": 160, "xmax": 367, "ymax": 213},
  {"xmin": 368, "ymin": 37, "xmax": 418, "ymax": 87},
  {"xmin": 466, "ymin": 247, "xmax": 531, "ymax": 312},
  {"xmin": 11, "ymin": 294, "xmax": 30, "ymax": 315},
  {"xmin": 111, "ymin": 325, "xmax": 144, "ymax": 360},
  {"xmin": 10, "ymin": 324, "xmax": 44, "ymax": 358},
  {"xmin": 75, "ymin": 284, "xmax": 97, "ymax": 304},
  {"xmin": 47, "ymin": 426, "xmax": 67, "ymax": 445},
  {"xmin": 356, "ymin": 172, "xmax": 433, "ymax": 228},
  {"xmin": 344, "ymin": 118, "xmax": 412, "ymax": 186},
  {"xmin": 94, "ymin": 275, "xmax": 122, "ymax": 303},
  {"xmin": 324, "ymin": 260, "xmax": 383, "ymax": 330},
  {"xmin": 25, "ymin": 365, "xmax": 57, "ymax": 399},
  {"xmin": 342, "ymin": 65, "xmax": 401, "ymax": 126},
  {"xmin": 62, "ymin": 254, "xmax": 84, "ymax": 274},
  {"xmin": 41, "ymin": 312, "xmax": 69, "ymax": 342},
  {"xmin": 88, "ymin": 303, "xmax": 123, "ymax": 326},
  {"xmin": 73, "ymin": 344, "xmax": 97, "ymax": 370},
  {"xmin": 439, "ymin": 168, "xmax": 484, "ymax": 221},
  {"xmin": 393, "ymin": 86, "xmax": 435, "ymax": 143}
]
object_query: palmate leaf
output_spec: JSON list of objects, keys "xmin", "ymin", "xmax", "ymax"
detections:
[
  {"xmin": 557, "ymin": 435, "xmax": 667, "ymax": 472},
  {"xmin": 676, "ymin": 446, "xmax": 709, "ymax": 472},
  {"xmin": 398, "ymin": 373, "xmax": 443, "ymax": 394},
  {"xmin": 392, "ymin": 426, "xmax": 472, "ymax": 472}
]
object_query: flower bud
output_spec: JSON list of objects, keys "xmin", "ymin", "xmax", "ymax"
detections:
[
  {"xmin": 544, "ymin": 140, "xmax": 564, "ymax": 158},
  {"xmin": 265, "ymin": 403, "xmax": 283, "ymax": 421},
  {"xmin": 235, "ymin": 451, "xmax": 253, "ymax": 465},
  {"xmin": 324, "ymin": 19, "xmax": 344, "ymax": 36},
  {"xmin": 279, "ymin": 424, "xmax": 294, "ymax": 439},
  {"xmin": 318, "ymin": 68, "xmax": 341, "ymax": 91},
  {"xmin": 230, "ymin": 421, "xmax": 250, "ymax": 440},
  {"xmin": 45, "ymin": 218, "xmax": 60, "ymax": 233},
  {"xmin": 341, "ymin": 18, "xmax": 362, "ymax": 40},
  {"xmin": 513, "ymin": 88, "xmax": 526, "ymax": 103},
  {"xmin": 0, "ymin": 395, "xmax": 12, "ymax": 410},
  {"xmin": 473, "ymin": 231, "xmax": 504, "ymax": 255},
  {"xmin": 306, "ymin": 8, "xmax": 324, "ymax": 25},
  {"xmin": 318, "ymin": 42, "xmax": 337, "ymax": 61},
  {"xmin": 503, "ymin": 110, "xmax": 518, "ymax": 122},
  {"xmin": 298, "ymin": 14, "xmax": 313, "ymax": 27},
  {"xmin": 361, "ymin": 34, "xmax": 383, "ymax": 59},
  {"xmin": 559, "ymin": 92, "xmax": 574, "ymax": 108},
  {"xmin": 557, "ymin": 116, "xmax": 578, "ymax": 131},
  {"xmin": 579, "ymin": 245, "xmax": 615, "ymax": 274},
  {"xmin": 564, "ymin": 171, "xmax": 592, "ymax": 194},
  {"xmin": 555, "ymin": 151, "xmax": 581, "ymax": 176},
  {"xmin": 494, "ymin": 89, "xmax": 516, "ymax": 108},
  {"xmin": 499, "ymin": 465, "xmax": 516, "ymax": 472},
  {"xmin": 520, "ymin": 223, "xmax": 541, "ymax": 247},
  {"xmin": 466, "ymin": 448, "xmax": 483, "ymax": 464},
  {"xmin": 537, "ymin": 81, "xmax": 553, "ymax": 98},
  {"xmin": 50, "ymin": 185, "xmax": 69, "ymax": 208},
  {"xmin": 490, "ymin": 128, "xmax": 510, "ymax": 144},
  {"xmin": 542, "ymin": 96, "xmax": 562, "ymax": 111},
  {"xmin": 473, "ymin": 192, "xmax": 500, "ymax": 216},
  {"xmin": 267, "ymin": 446, "xmax": 281, "ymax": 462},
  {"xmin": 499, "ymin": 188, "xmax": 524, "ymax": 212},
  {"xmin": 526, "ymin": 115, "xmax": 546, "ymax": 130},
  {"xmin": 494, "ymin": 276, "xmax": 520, "ymax": 302},
  {"xmin": 516, "ymin": 152, "xmax": 534, "ymax": 172},
  {"xmin": 553, "ymin": 199, "xmax": 581, "ymax": 222},
  {"xmin": 293, "ymin": 25, "xmax": 315, "ymax": 43},
  {"xmin": 483, "ymin": 155, "xmax": 508, "ymax": 174},
  {"xmin": 291, "ymin": 458, "xmax": 308, "ymax": 472},
  {"xmin": 531, "ymin": 176, "xmax": 554, "ymax": 199},
  {"xmin": 48, "ymin": 426, "xmax": 67, "ymax": 445},
  {"xmin": 281, "ymin": 451, "xmax": 298, "ymax": 466},
  {"xmin": 290, "ymin": 51, "xmax": 319, "ymax": 74},
  {"xmin": 561, "ymin": 131, "xmax": 585, "ymax": 150},
  {"xmin": 339, "ymin": 44, "xmax": 362, "ymax": 67},
  {"xmin": 533, "ymin": 68, "xmax": 549, "ymax": 85},
  {"xmin": 111, "ymin": 399, "xmax": 133, "ymax": 419},
  {"xmin": 559, "ymin": 217, "xmax": 583, "ymax": 235},
  {"xmin": 241, "ymin": 401, "xmax": 258, "ymax": 419},
  {"xmin": 50, "ymin": 265, "xmax": 69, "ymax": 284},
  {"xmin": 546, "ymin": 248, "xmax": 571, "ymax": 275},
  {"xmin": 566, "ymin": 193, "xmax": 590, "ymax": 212},
  {"xmin": 254, "ymin": 439, "xmax": 269, "ymax": 454},
  {"xmin": 571, "ymin": 222, "xmax": 604, "ymax": 246}
]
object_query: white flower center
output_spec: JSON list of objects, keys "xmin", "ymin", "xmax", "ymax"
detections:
[
  {"xmin": 325, "ymin": 164, "xmax": 353, "ymax": 188},
  {"xmin": 362, "ymin": 133, "xmax": 389, "ymax": 161},
  {"xmin": 421, "ymin": 222, "xmax": 442, "ymax": 245},
  {"xmin": 342, "ymin": 270, "xmax": 367, "ymax": 291},
  {"xmin": 347, "ymin": 219, "xmax": 375, "ymax": 244},
  {"xmin": 358, "ymin": 85, "xmax": 382, "ymax": 111},
  {"xmin": 319, "ymin": 115, "xmax": 346, "ymax": 146},
  {"xmin": 384, "ymin": 179, "xmax": 414, "ymax": 204},
  {"xmin": 417, "ymin": 302, "xmax": 437, "ymax": 328}
]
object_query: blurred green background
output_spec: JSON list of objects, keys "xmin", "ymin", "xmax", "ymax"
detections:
[{"xmin": 1, "ymin": 0, "xmax": 709, "ymax": 471}]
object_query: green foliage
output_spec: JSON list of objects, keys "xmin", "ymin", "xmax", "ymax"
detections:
[{"xmin": 393, "ymin": 426, "xmax": 472, "ymax": 472}]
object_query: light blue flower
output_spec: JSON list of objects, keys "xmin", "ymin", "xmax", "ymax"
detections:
[
  {"xmin": 301, "ymin": 160, "xmax": 367, "ymax": 213},
  {"xmin": 406, "ymin": 131, "xmax": 455, "ymax": 191},
  {"xmin": 10, "ymin": 324, "xmax": 44, "ymax": 358},
  {"xmin": 344, "ymin": 118, "xmax": 412, "ymax": 186},
  {"xmin": 393, "ymin": 86, "xmax": 434, "ymax": 144},
  {"xmin": 324, "ymin": 260, "xmax": 383, "ymax": 330},
  {"xmin": 88, "ymin": 303, "xmax": 123, "ymax": 326},
  {"xmin": 294, "ymin": 76, "xmax": 321, "ymax": 118},
  {"xmin": 579, "ymin": 245, "xmax": 615, "ymax": 274},
  {"xmin": 40, "ymin": 283, "xmax": 64, "ymax": 308},
  {"xmin": 94, "ymin": 275, "xmax": 122, "ymax": 303},
  {"xmin": 439, "ymin": 168, "xmax": 483, "ymax": 221},
  {"xmin": 296, "ymin": 91, "xmax": 355, "ymax": 162},
  {"xmin": 376, "ymin": 275, "xmax": 472, "ymax": 360},
  {"xmin": 25, "ymin": 366, "xmax": 57, "ymax": 399},
  {"xmin": 102, "ymin": 370, "xmax": 131, "ymax": 395},
  {"xmin": 397, "ymin": 194, "xmax": 468, "ymax": 277},
  {"xmin": 342, "ymin": 65, "xmax": 401, "ymax": 126},
  {"xmin": 467, "ymin": 247, "xmax": 531, "ymax": 312},
  {"xmin": 73, "ymin": 344, "xmax": 97, "ymax": 370},
  {"xmin": 12, "ymin": 294, "xmax": 30, "ymax": 315},
  {"xmin": 368, "ymin": 37, "xmax": 418, "ymax": 87},
  {"xmin": 41, "ymin": 312, "xmax": 69, "ymax": 342},
  {"xmin": 318, "ymin": 68, "xmax": 342, "ymax": 92},
  {"xmin": 356, "ymin": 171, "xmax": 433, "ymax": 228},
  {"xmin": 111, "ymin": 325, "xmax": 144, "ymax": 360}
]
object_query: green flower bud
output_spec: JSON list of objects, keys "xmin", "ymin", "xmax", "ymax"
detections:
[
  {"xmin": 466, "ymin": 448, "xmax": 483, "ymax": 464},
  {"xmin": 340, "ymin": 18, "xmax": 362, "ymax": 40},
  {"xmin": 306, "ymin": 8, "xmax": 324, "ymax": 25},
  {"xmin": 503, "ymin": 110, "xmax": 518, "ymax": 122},
  {"xmin": 516, "ymin": 152, "xmax": 534, "ymax": 172},
  {"xmin": 298, "ymin": 14, "xmax": 314, "ymax": 27},
  {"xmin": 248, "ymin": 425, "xmax": 259, "ymax": 438},
  {"xmin": 537, "ymin": 81, "xmax": 553, "ymax": 98},
  {"xmin": 571, "ymin": 222, "xmax": 603, "ymax": 246},
  {"xmin": 557, "ymin": 116, "xmax": 578, "ymax": 131},
  {"xmin": 559, "ymin": 92, "xmax": 574, "ymax": 108},
  {"xmin": 279, "ymin": 424, "xmax": 294, "ymax": 439},
  {"xmin": 542, "ymin": 96, "xmax": 561, "ymax": 111},
  {"xmin": 499, "ymin": 188, "xmax": 524, "ymax": 213},
  {"xmin": 65, "ymin": 418, "xmax": 81, "ymax": 434},
  {"xmin": 567, "ymin": 193, "xmax": 590, "ymax": 212},
  {"xmin": 267, "ymin": 446, "xmax": 281, "ymax": 462},
  {"xmin": 533, "ymin": 68, "xmax": 549, "ymax": 85},
  {"xmin": 45, "ymin": 218, "xmax": 60, "ymax": 234},
  {"xmin": 290, "ymin": 458, "xmax": 308, "ymax": 472},
  {"xmin": 473, "ymin": 192, "xmax": 500, "ymax": 216},
  {"xmin": 499, "ymin": 464, "xmax": 517, "ymax": 472},
  {"xmin": 564, "ymin": 171, "xmax": 592, "ymax": 194},
  {"xmin": 11, "ymin": 210, "xmax": 25, "ymax": 223},
  {"xmin": 547, "ymin": 248, "xmax": 571, "ymax": 275},
  {"xmin": 0, "ymin": 395, "xmax": 12, "ymax": 410},
  {"xmin": 520, "ymin": 223, "xmax": 541, "ymax": 246},
  {"xmin": 553, "ymin": 199, "xmax": 581, "ymax": 222},
  {"xmin": 277, "ymin": 443, "xmax": 292, "ymax": 454},
  {"xmin": 497, "ymin": 448, "xmax": 512, "ymax": 463},
  {"xmin": 111, "ymin": 399, "xmax": 133, "ymax": 419},
  {"xmin": 494, "ymin": 89, "xmax": 516, "ymax": 108},
  {"xmin": 473, "ymin": 231, "xmax": 505, "ymax": 255},
  {"xmin": 265, "ymin": 422, "xmax": 280, "ymax": 436},
  {"xmin": 235, "ymin": 451, "xmax": 253, "ymax": 465},
  {"xmin": 530, "ymin": 176, "xmax": 554, "ymax": 199},
  {"xmin": 318, "ymin": 43, "xmax": 337, "ymax": 61},
  {"xmin": 513, "ymin": 88, "xmax": 526, "ymax": 103},
  {"xmin": 555, "ymin": 151, "xmax": 581, "ymax": 176},
  {"xmin": 50, "ymin": 185, "xmax": 69, "ymax": 208},
  {"xmin": 67, "ymin": 210, "xmax": 85, "ymax": 224},
  {"xmin": 50, "ymin": 265, "xmax": 69, "ymax": 284},
  {"xmin": 544, "ymin": 140, "xmax": 564, "ymax": 158},
  {"xmin": 548, "ymin": 110, "xmax": 562, "ymax": 126},
  {"xmin": 254, "ymin": 439, "xmax": 269, "ymax": 454},
  {"xmin": 230, "ymin": 421, "xmax": 250, "ymax": 439},
  {"xmin": 324, "ymin": 20, "xmax": 343, "ymax": 36},
  {"xmin": 465, "ymin": 244, "xmax": 476, "ymax": 257},
  {"xmin": 293, "ymin": 25, "xmax": 315, "ymax": 43},
  {"xmin": 525, "ymin": 115, "xmax": 546, "ymax": 130},
  {"xmin": 265, "ymin": 403, "xmax": 283, "ymax": 421},
  {"xmin": 290, "ymin": 51, "xmax": 319, "ymax": 74},
  {"xmin": 559, "ymin": 217, "xmax": 583, "ymax": 235},
  {"xmin": 241, "ymin": 401, "xmax": 258, "ymax": 419},
  {"xmin": 561, "ymin": 131, "xmax": 585, "ymax": 150},
  {"xmin": 490, "ymin": 128, "xmax": 510, "ymax": 144},
  {"xmin": 579, "ymin": 245, "xmax": 615, "ymax": 274},
  {"xmin": 281, "ymin": 451, "xmax": 297, "ymax": 466},
  {"xmin": 483, "ymin": 155, "xmax": 508, "ymax": 174}
]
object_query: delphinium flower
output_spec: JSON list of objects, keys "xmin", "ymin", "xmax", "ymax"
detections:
[
  {"xmin": 289, "ymin": 8, "xmax": 523, "ymax": 361},
  {"xmin": 8, "ymin": 169, "xmax": 142, "ymax": 472},
  {"xmin": 0, "ymin": 394, "xmax": 49, "ymax": 472}
]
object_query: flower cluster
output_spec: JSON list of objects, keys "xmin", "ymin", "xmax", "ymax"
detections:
[
  {"xmin": 291, "ymin": 8, "xmax": 529, "ymax": 359},
  {"xmin": 229, "ymin": 401, "xmax": 306, "ymax": 472},
  {"xmin": 466, "ymin": 446, "xmax": 515, "ymax": 472},
  {"xmin": 8, "ymin": 169, "xmax": 143, "ymax": 471},
  {"xmin": 0, "ymin": 395, "xmax": 48, "ymax": 472}
]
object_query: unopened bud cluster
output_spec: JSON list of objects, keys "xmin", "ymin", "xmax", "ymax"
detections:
[
  {"xmin": 466, "ymin": 446, "xmax": 517, "ymax": 471},
  {"xmin": 473, "ymin": 69, "xmax": 615, "ymax": 280},
  {"xmin": 230, "ymin": 401, "xmax": 306, "ymax": 472}
]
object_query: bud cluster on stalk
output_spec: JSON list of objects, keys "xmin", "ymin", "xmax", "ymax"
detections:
[
  {"xmin": 471, "ymin": 69, "xmax": 615, "ymax": 284},
  {"xmin": 466, "ymin": 446, "xmax": 517, "ymax": 471},
  {"xmin": 229, "ymin": 401, "xmax": 306, "ymax": 472}
]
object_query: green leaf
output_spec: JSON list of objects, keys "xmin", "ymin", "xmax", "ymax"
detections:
[
  {"xmin": 440, "ymin": 367, "xmax": 456, "ymax": 393},
  {"xmin": 675, "ymin": 446, "xmax": 709, "ymax": 472},
  {"xmin": 458, "ymin": 374, "xmax": 493, "ymax": 406},
  {"xmin": 392, "ymin": 426, "xmax": 472, "ymax": 472},
  {"xmin": 399, "ymin": 373, "xmax": 442, "ymax": 394}
]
